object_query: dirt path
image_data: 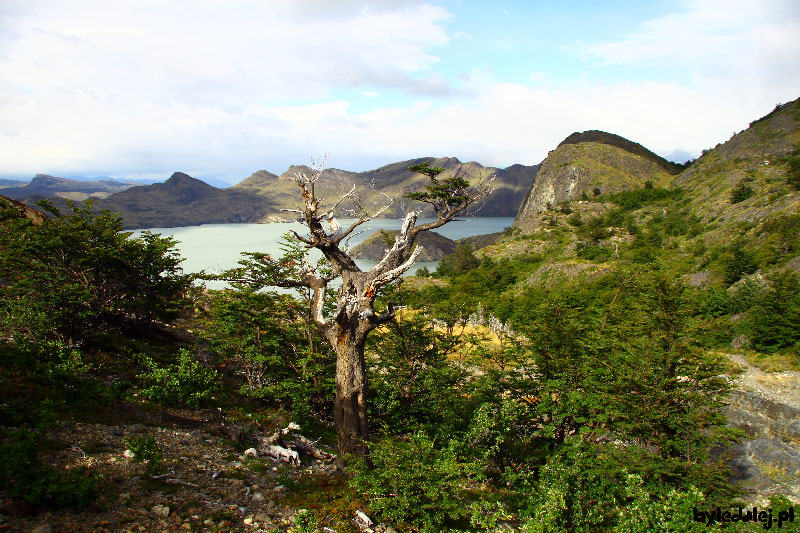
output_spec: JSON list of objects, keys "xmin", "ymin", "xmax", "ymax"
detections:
[{"xmin": 728, "ymin": 352, "xmax": 800, "ymax": 409}]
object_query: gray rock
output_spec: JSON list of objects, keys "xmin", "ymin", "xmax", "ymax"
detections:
[{"xmin": 31, "ymin": 525, "xmax": 53, "ymax": 533}]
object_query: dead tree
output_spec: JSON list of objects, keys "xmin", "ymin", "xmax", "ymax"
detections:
[{"xmin": 232, "ymin": 161, "xmax": 491, "ymax": 460}]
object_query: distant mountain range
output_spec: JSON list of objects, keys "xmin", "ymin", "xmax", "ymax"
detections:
[
  {"xmin": 11, "ymin": 159, "xmax": 539, "ymax": 229},
  {"xmin": 1, "ymin": 174, "xmax": 146, "ymax": 202}
]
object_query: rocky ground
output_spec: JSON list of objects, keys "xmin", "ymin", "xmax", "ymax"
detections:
[
  {"xmin": 3, "ymin": 352, "xmax": 798, "ymax": 532},
  {"xmin": 0, "ymin": 407, "xmax": 385, "ymax": 533},
  {"xmin": 724, "ymin": 352, "xmax": 800, "ymax": 504}
]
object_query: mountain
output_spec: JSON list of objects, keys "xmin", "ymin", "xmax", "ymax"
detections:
[
  {"xmin": 435, "ymin": 100, "xmax": 800, "ymax": 504},
  {"xmin": 673, "ymin": 99, "xmax": 800, "ymax": 240},
  {"xmin": 557, "ymin": 130, "xmax": 684, "ymax": 174},
  {"xmin": 233, "ymin": 158, "xmax": 539, "ymax": 220},
  {"xmin": 14, "ymin": 158, "xmax": 538, "ymax": 229},
  {"xmin": 2, "ymin": 174, "xmax": 142, "ymax": 201},
  {"xmin": 0, "ymin": 178, "xmax": 28, "ymax": 188},
  {"xmin": 350, "ymin": 229, "xmax": 456, "ymax": 261},
  {"xmin": 513, "ymin": 131, "xmax": 674, "ymax": 232},
  {"xmin": 0, "ymin": 194, "xmax": 48, "ymax": 225},
  {"xmin": 90, "ymin": 172, "xmax": 275, "ymax": 229}
]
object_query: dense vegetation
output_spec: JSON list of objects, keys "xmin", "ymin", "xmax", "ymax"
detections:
[{"xmin": 1, "ymin": 120, "xmax": 798, "ymax": 530}]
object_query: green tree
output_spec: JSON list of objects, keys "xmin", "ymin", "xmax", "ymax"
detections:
[
  {"xmin": 0, "ymin": 198, "xmax": 190, "ymax": 354},
  {"xmin": 721, "ymin": 239, "xmax": 758, "ymax": 285},
  {"xmin": 216, "ymin": 162, "xmax": 490, "ymax": 458},
  {"xmin": 435, "ymin": 243, "xmax": 480, "ymax": 277},
  {"xmin": 201, "ymin": 287, "xmax": 335, "ymax": 420},
  {"xmin": 747, "ymin": 271, "xmax": 800, "ymax": 353}
]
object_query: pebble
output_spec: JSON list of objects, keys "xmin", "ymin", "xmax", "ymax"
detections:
[
  {"xmin": 243, "ymin": 517, "xmax": 254, "ymax": 525},
  {"xmin": 151, "ymin": 504, "xmax": 170, "ymax": 518},
  {"xmin": 244, "ymin": 448, "xmax": 258, "ymax": 457},
  {"xmin": 251, "ymin": 492, "xmax": 266, "ymax": 502},
  {"xmin": 123, "ymin": 449, "xmax": 136, "ymax": 459}
]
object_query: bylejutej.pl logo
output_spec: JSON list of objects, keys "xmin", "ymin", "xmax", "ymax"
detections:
[{"xmin": 693, "ymin": 506, "xmax": 795, "ymax": 529}]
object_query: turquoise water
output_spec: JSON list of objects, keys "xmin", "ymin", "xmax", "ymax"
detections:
[{"xmin": 132, "ymin": 217, "xmax": 513, "ymax": 282}]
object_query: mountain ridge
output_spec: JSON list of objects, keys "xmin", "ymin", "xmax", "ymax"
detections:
[{"xmin": 19, "ymin": 158, "xmax": 538, "ymax": 229}]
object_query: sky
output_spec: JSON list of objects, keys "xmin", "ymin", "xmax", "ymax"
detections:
[{"xmin": 1, "ymin": 0, "xmax": 799, "ymax": 185}]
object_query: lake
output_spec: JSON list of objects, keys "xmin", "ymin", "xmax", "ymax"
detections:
[{"xmin": 132, "ymin": 217, "xmax": 514, "ymax": 283}]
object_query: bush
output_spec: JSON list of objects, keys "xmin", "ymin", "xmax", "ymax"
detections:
[
  {"xmin": 0, "ymin": 199, "xmax": 190, "ymax": 350},
  {"xmin": 137, "ymin": 349, "xmax": 217, "ymax": 407},
  {"xmin": 350, "ymin": 433, "xmax": 474, "ymax": 532},
  {"xmin": 730, "ymin": 181, "xmax": 755, "ymax": 204},
  {"xmin": 200, "ymin": 289, "xmax": 335, "ymax": 422},
  {"xmin": 576, "ymin": 243, "xmax": 612, "ymax": 262},
  {"xmin": 123, "ymin": 435, "xmax": 165, "ymax": 475},
  {"xmin": 747, "ymin": 271, "xmax": 800, "ymax": 353},
  {"xmin": 721, "ymin": 241, "xmax": 758, "ymax": 285},
  {"xmin": 0, "ymin": 429, "xmax": 100, "ymax": 509},
  {"xmin": 436, "ymin": 243, "xmax": 480, "ymax": 277}
]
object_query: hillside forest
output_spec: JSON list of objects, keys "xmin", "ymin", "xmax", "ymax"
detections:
[{"xmin": 1, "ymin": 99, "xmax": 800, "ymax": 532}]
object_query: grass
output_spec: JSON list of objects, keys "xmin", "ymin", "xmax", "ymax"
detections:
[
  {"xmin": 279, "ymin": 472, "xmax": 364, "ymax": 533},
  {"xmin": 744, "ymin": 351, "xmax": 800, "ymax": 373}
]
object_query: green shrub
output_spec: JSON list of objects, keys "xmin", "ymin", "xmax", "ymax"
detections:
[
  {"xmin": 0, "ymin": 199, "xmax": 191, "ymax": 349},
  {"xmin": 730, "ymin": 181, "xmax": 755, "ymax": 203},
  {"xmin": 200, "ymin": 288, "xmax": 335, "ymax": 422},
  {"xmin": 123, "ymin": 434, "xmax": 164, "ymax": 475},
  {"xmin": 517, "ymin": 444, "xmax": 621, "ymax": 532},
  {"xmin": 615, "ymin": 474, "xmax": 708, "ymax": 532},
  {"xmin": 350, "ymin": 433, "xmax": 474, "ymax": 532},
  {"xmin": 567, "ymin": 213, "xmax": 584, "ymax": 226},
  {"xmin": 747, "ymin": 271, "xmax": 800, "ymax": 353},
  {"xmin": 721, "ymin": 241, "xmax": 758, "ymax": 285},
  {"xmin": 137, "ymin": 349, "xmax": 217, "ymax": 407},
  {"xmin": 0, "ymin": 429, "xmax": 100, "ymax": 509},
  {"xmin": 576, "ymin": 243, "xmax": 611, "ymax": 262}
]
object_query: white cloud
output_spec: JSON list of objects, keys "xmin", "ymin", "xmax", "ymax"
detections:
[
  {"xmin": 0, "ymin": 0, "xmax": 452, "ymax": 175},
  {"xmin": 0, "ymin": 0, "xmax": 798, "ymax": 179},
  {"xmin": 580, "ymin": 0, "xmax": 800, "ymax": 104}
]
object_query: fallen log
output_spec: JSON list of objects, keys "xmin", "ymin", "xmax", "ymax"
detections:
[{"xmin": 255, "ymin": 423, "xmax": 334, "ymax": 467}]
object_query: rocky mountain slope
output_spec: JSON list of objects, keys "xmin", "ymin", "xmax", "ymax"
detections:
[
  {"xmin": 513, "ymin": 132, "xmax": 675, "ymax": 232},
  {"xmin": 91, "ymin": 172, "xmax": 274, "ymax": 229},
  {"xmin": 0, "ymin": 194, "xmax": 48, "ymax": 225},
  {"xmin": 351, "ymin": 229, "xmax": 456, "ymax": 261},
  {"xmin": 234, "ymin": 157, "xmax": 538, "ymax": 220},
  {"xmin": 674, "ymin": 100, "xmax": 800, "ymax": 241}
]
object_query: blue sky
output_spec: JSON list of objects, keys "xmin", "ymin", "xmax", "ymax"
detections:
[{"xmin": 1, "ymin": 0, "xmax": 799, "ymax": 184}]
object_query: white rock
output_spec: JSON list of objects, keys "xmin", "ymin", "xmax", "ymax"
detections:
[
  {"xmin": 123, "ymin": 449, "xmax": 135, "ymax": 459},
  {"xmin": 252, "ymin": 492, "xmax": 266, "ymax": 502},
  {"xmin": 356, "ymin": 510, "xmax": 373, "ymax": 526},
  {"xmin": 244, "ymin": 447, "xmax": 258, "ymax": 457},
  {"xmin": 151, "ymin": 504, "xmax": 170, "ymax": 518}
]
